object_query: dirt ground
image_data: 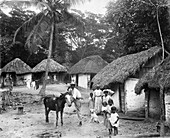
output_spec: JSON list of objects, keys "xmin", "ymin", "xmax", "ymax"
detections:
[{"xmin": 0, "ymin": 84, "xmax": 159, "ymax": 138}]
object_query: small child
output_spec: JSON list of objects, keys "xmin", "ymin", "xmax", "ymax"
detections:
[
  {"xmin": 107, "ymin": 99, "xmax": 114, "ymax": 113},
  {"xmin": 101, "ymin": 101, "xmax": 108, "ymax": 113},
  {"xmin": 108, "ymin": 106, "xmax": 119, "ymax": 136},
  {"xmin": 88, "ymin": 92, "xmax": 94, "ymax": 115},
  {"xmin": 101, "ymin": 101, "xmax": 109, "ymax": 127}
]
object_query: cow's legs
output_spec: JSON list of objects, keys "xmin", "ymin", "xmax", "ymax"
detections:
[
  {"xmin": 45, "ymin": 107, "xmax": 50, "ymax": 123},
  {"xmin": 60, "ymin": 110, "xmax": 63, "ymax": 126},
  {"xmin": 56, "ymin": 111, "xmax": 58, "ymax": 127}
]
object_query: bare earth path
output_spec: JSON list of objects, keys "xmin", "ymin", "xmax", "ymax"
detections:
[{"xmin": 0, "ymin": 84, "xmax": 158, "ymax": 138}]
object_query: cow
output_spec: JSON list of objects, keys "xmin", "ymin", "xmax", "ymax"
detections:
[{"xmin": 43, "ymin": 92, "xmax": 73, "ymax": 127}]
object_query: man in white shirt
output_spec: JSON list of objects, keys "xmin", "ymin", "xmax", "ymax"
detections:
[{"xmin": 70, "ymin": 82, "xmax": 83, "ymax": 126}]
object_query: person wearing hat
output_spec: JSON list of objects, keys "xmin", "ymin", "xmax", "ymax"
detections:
[
  {"xmin": 93, "ymin": 84, "xmax": 103, "ymax": 115},
  {"xmin": 102, "ymin": 90, "xmax": 112, "ymax": 104},
  {"xmin": 69, "ymin": 82, "xmax": 83, "ymax": 126}
]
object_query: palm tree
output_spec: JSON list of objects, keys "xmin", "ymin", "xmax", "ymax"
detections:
[{"xmin": 12, "ymin": 0, "xmax": 88, "ymax": 96}]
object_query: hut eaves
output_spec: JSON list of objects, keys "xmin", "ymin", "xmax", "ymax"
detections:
[
  {"xmin": 92, "ymin": 46, "xmax": 161, "ymax": 89},
  {"xmin": 69, "ymin": 55, "xmax": 108, "ymax": 74},
  {"xmin": 2, "ymin": 58, "xmax": 32, "ymax": 74},
  {"xmin": 135, "ymin": 56, "xmax": 170, "ymax": 95},
  {"xmin": 32, "ymin": 59, "xmax": 67, "ymax": 73}
]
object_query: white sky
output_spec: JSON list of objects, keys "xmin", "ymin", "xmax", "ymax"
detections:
[
  {"xmin": 0, "ymin": 0, "xmax": 113, "ymax": 15},
  {"xmin": 72, "ymin": 0, "xmax": 112, "ymax": 14}
]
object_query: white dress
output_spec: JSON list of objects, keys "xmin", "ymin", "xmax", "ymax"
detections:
[
  {"xmin": 93, "ymin": 89, "xmax": 102, "ymax": 114},
  {"xmin": 109, "ymin": 113, "xmax": 119, "ymax": 127}
]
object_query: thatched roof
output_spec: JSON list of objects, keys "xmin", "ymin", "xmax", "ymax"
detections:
[
  {"xmin": 32, "ymin": 59, "xmax": 67, "ymax": 73},
  {"xmin": 2, "ymin": 58, "xmax": 32, "ymax": 74},
  {"xmin": 135, "ymin": 56, "xmax": 170, "ymax": 95},
  {"xmin": 92, "ymin": 46, "xmax": 161, "ymax": 89},
  {"xmin": 69, "ymin": 55, "xmax": 108, "ymax": 74}
]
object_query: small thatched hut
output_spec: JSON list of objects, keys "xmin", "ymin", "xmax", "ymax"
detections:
[
  {"xmin": 32, "ymin": 59, "xmax": 67, "ymax": 83},
  {"xmin": 92, "ymin": 46, "xmax": 162, "ymax": 116},
  {"xmin": 1, "ymin": 58, "xmax": 32, "ymax": 86},
  {"xmin": 135, "ymin": 56, "xmax": 170, "ymax": 121},
  {"xmin": 69, "ymin": 55, "xmax": 108, "ymax": 89}
]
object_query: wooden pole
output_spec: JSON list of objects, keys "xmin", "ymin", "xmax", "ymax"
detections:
[
  {"xmin": 159, "ymin": 85, "xmax": 165, "ymax": 136},
  {"xmin": 145, "ymin": 89, "xmax": 149, "ymax": 119}
]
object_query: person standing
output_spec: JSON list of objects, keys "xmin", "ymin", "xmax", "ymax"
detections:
[
  {"xmin": 108, "ymin": 106, "xmax": 119, "ymax": 136},
  {"xmin": 102, "ymin": 90, "xmax": 112, "ymax": 104},
  {"xmin": 70, "ymin": 82, "xmax": 83, "ymax": 126},
  {"xmin": 88, "ymin": 92, "xmax": 94, "ymax": 115},
  {"xmin": 93, "ymin": 85, "xmax": 103, "ymax": 115}
]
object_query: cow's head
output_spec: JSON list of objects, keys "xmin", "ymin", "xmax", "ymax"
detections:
[{"xmin": 63, "ymin": 92, "xmax": 74, "ymax": 107}]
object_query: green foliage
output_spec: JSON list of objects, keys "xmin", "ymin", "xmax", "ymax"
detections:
[
  {"xmin": 0, "ymin": 7, "xmax": 39, "ymax": 67},
  {"xmin": 105, "ymin": 0, "xmax": 170, "ymax": 55},
  {"xmin": 66, "ymin": 10, "xmax": 113, "ymax": 62}
]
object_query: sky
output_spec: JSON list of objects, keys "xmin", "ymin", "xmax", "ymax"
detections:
[
  {"xmin": 72, "ymin": 0, "xmax": 112, "ymax": 14},
  {"xmin": 0, "ymin": 0, "xmax": 113, "ymax": 15}
]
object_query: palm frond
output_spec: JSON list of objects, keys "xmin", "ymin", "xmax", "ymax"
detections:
[{"xmin": 13, "ymin": 12, "xmax": 44, "ymax": 43}]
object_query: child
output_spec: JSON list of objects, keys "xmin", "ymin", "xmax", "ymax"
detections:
[
  {"xmin": 101, "ymin": 101, "xmax": 109, "ymax": 127},
  {"xmin": 88, "ymin": 92, "xmax": 94, "ymax": 115},
  {"xmin": 108, "ymin": 106, "xmax": 119, "ymax": 136},
  {"xmin": 107, "ymin": 99, "xmax": 114, "ymax": 113}
]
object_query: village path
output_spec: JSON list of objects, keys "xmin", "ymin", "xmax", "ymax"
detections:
[{"xmin": 0, "ymin": 84, "xmax": 158, "ymax": 138}]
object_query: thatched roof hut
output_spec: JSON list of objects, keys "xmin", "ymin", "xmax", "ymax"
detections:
[
  {"xmin": 2, "ymin": 58, "xmax": 32, "ymax": 74},
  {"xmin": 69, "ymin": 55, "xmax": 108, "ymax": 74},
  {"xmin": 32, "ymin": 59, "xmax": 67, "ymax": 73},
  {"xmin": 92, "ymin": 46, "xmax": 161, "ymax": 89},
  {"xmin": 135, "ymin": 56, "xmax": 170, "ymax": 95}
]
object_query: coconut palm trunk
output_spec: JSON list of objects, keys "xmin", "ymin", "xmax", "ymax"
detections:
[{"xmin": 39, "ymin": 18, "xmax": 54, "ymax": 96}]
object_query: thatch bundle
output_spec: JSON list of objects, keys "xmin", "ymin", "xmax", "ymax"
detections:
[
  {"xmin": 92, "ymin": 46, "xmax": 161, "ymax": 89},
  {"xmin": 135, "ymin": 56, "xmax": 170, "ymax": 95},
  {"xmin": 2, "ymin": 58, "xmax": 32, "ymax": 74},
  {"xmin": 69, "ymin": 55, "xmax": 108, "ymax": 74},
  {"xmin": 32, "ymin": 59, "xmax": 67, "ymax": 73}
]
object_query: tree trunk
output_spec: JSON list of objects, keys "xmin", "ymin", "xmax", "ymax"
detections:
[
  {"xmin": 156, "ymin": 7, "xmax": 165, "ymax": 60},
  {"xmin": 159, "ymin": 85, "xmax": 165, "ymax": 136},
  {"xmin": 39, "ymin": 20, "xmax": 54, "ymax": 96}
]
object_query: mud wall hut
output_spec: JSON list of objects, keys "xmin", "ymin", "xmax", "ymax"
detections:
[
  {"xmin": 135, "ymin": 56, "xmax": 170, "ymax": 121},
  {"xmin": 1, "ymin": 58, "xmax": 32, "ymax": 86},
  {"xmin": 32, "ymin": 59, "xmax": 67, "ymax": 84},
  {"xmin": 69, "ymin": 55, "xmax": 108, "ymax": 89},
  {"xmin": 92, "ymin": 46, "xmax": 162, "ymax": 117}
]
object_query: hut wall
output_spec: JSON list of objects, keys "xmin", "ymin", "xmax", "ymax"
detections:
[
  {"xmin": 125, "ymin": 78, "xmax": 145, "ymax": 116},
  {"xmin": 78, "ymin": 74, "xmax": 90, "ymax": 89},
  {"xmin": 148, "ymin": 89, "xmax": 160, "ymax": 119},
  {"xmin": 52, "ymin": 72, "xmax": 66, "ymax": 83},
  {"xmin": 165, "ymin": 92, "xmax": 170, "ymax": 123},
  {"xmin": 16, "ymin": 73, "xmax": 32, "ymax": 86},
  {"xmin": 24, "ymin": 73, "xmax": 32, "ymax": 81},
  {"xmin": 71, "ymin": 75, "xmax": 76, "ymax": 84}
]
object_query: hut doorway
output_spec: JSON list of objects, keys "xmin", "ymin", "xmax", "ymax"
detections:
[
  {"xmin": 125, "ymin": 78, "xmax": 145, "ymax": 115},
  {"xmin": 76, "ymin": 74, "xmax": 78, "ymax": 86}
]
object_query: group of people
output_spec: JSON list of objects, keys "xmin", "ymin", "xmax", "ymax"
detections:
[
  {"xmin": 67, "ymin": 82, "xmax": 119, "ymax": 136},
  {"xmin": 88, "ymin": 85, "xmax": 119, "ymax": 136}
]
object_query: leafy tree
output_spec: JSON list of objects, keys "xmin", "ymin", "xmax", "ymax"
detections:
[
  {"xmin": 66, "ymin": 10, "xmax": 112, "ymax": 62},
  {"xmin": 10, "ymin": 0, "xmax": 87, "ymax": 96},
  {"xmin": 105, "ymin": 0, "xmax": 170, "ymax": 56},
  {"xmin": 0, "ymin": 7, "xmax": 37, "ymax": 67}
]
